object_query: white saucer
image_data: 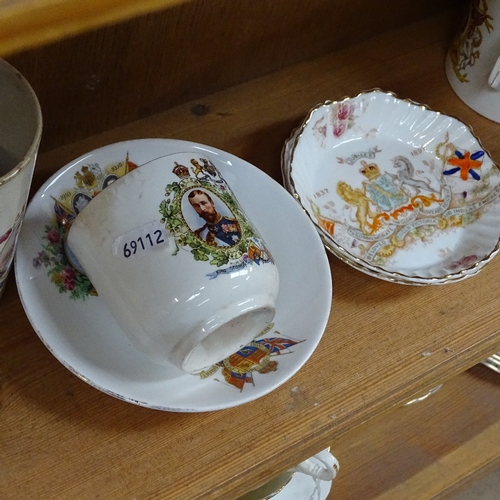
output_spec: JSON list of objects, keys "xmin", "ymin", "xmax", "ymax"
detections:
[{"xmin": 15, "ymin": 139, "xmax": 332, "ymax": 412}]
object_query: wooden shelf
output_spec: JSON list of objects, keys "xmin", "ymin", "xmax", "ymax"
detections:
[
  {"xmin": 0, "ymin": 0, "xmax": 188, "ymax": 56},
  {"xmin": 3, "ymin": 8, "xmax": 500, "ymax": 500},
  {"xmin": 327, "ymin": 366, "xmax": 500, "ymax": 499}
]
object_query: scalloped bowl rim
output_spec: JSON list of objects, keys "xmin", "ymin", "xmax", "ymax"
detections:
[{"xmin": 283, "ymin": 89, "xmax": 500, "ymax": 284}]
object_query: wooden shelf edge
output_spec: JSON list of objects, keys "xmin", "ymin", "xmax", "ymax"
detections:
[
  {"xmin": 327, "ymin": 366, "xmax": 500, "ymax": 500},
  {"xmin": 0, "ymin": 0, "xmax": 190, "ymax": 56}
]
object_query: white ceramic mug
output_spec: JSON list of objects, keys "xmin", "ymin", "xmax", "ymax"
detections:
[
  {"xmin": 445, "ymin": 0, "xmax": 500, "ymax": 122},
  {"xmin": 0, "ymin": 59, "xmax": 42, "ymax": 298},
  {"xmin": 67, "ymin": 146, "xmax": 279, "ymax": 373},
  {"xmin": 238, "ymin": 448, "xmax": 339, "ymax": 500}
]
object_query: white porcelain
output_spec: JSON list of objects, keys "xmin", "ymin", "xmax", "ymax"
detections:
[
  {"xmin": 482, "ymin": 352, "xmax": 500, "ymax": 373},
  {"xmin": 403, "ymin": 384, "xmax": 443, "ymax": 406},
  {"xmin": 0, "ymin": 58, "xmax": 42, "ymax": 298},
  {"xmin": 283, "ymin": 89, "xmax": 500, "ymax": 285},
  {"xmin": 445, "ymin": 0, "xmax": 500, "ymax": 123},
  {"xmin": 238, "ymin": 448, "xmax": 338, "ymax": 500},
  {"xmin": 291, "ymin": 448, "xmax": 339, "ymax": 481},
  {"xmin": 66, "ymin": 145, "xmax": 279, "ymax": 372},
  {"xmin": 15, "ymin": 138, "xmax": 332, "ymax": 411},
  {"xmin": 270, "ymin": 469, "xmax": 332, "ymax": 500},
  {"xmin": 271, "ymin": 469, "xmax": 332, "ymax": 500}
]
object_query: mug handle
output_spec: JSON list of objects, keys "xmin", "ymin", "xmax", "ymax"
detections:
[
  {"xmin": 290, "ymin": 448, "xmax": 339, "ymax": 481},
  {"xmin": 488, "ymin": 55, "xmax": 500, "ymax": 88}
]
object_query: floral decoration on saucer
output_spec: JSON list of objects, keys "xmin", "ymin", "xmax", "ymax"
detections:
[
  {"xmin": 32, "ymin": 154, "xmax": 138, "ymax": 299},
  {"xmin": 283, "ymin": 89, "xmax": 500, "ymax": 284}
]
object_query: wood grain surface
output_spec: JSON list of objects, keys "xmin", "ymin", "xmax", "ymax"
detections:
[
  {"xmin": 3, "ymin": 7, "xmax": 500, "ymax": 500},
  {"xmin": 327, "ymin": 366, "xmax": 500, "ymax": 499},
  {"xmin": 0, "ymin": 0, "xmax": 189, "ymax": 56}
]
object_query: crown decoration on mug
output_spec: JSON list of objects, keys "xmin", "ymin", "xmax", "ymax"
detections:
[
  {"xmin": 172, "ymin": 161, "xmax": 190, "ymax": 178},
  {"xmin": 159, "ymin": 155, "xmax": 275, "ymax": 272}
]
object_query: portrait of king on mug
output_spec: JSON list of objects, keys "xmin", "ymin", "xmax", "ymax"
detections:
[{"xmin": 186, "ymin": 188, "xmax": 242, "ymax": 247}]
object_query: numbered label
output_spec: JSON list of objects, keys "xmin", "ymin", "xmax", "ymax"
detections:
[{"xmin": 112, "ymin": 221, "xmax": 170, "ymax": 258}]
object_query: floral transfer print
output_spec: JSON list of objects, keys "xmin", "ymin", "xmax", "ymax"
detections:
[
  {"xmin": 313, "ymin": 99, "xmax": 378, "ymax": 149},
  {"xmin": 313, "ymin": 101, "xmax": 357, "ymax": 142},
  {"xmin": 33, "ymin": 224, "xmax": 96, "ymax": 300},
  {"xmin": 33, "ymin": 154, "xmax": 138, "ymax": 300},
  {"xmin": 449, "ymin": 0, "xmax": 493, "ymax": 82},
  {"xmin": 447, "ymin": 253, "xmax": 479, "ymax": 271},
  {"xmin": 331, "ymin": 101, "xmax": 356, "ymax": 138},
  {"xmin": 0, "ymin": 211, "xmax": 24, "ymax": 294},
  {"xmin": 0, "ymin": 226, "xmax": 12, "ymax": 245}
]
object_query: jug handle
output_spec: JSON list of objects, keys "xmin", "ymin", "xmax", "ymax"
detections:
[{"xmin": 290, "ymin": 448, "xmax": 339, "ymax": 481}]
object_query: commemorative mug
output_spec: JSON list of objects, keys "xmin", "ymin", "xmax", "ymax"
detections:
[
  {"xmin": 238, "ymin": 448, "xmax": 339, "ymax": 500},
  {"xmin": 445, "ymin": 0, "xmax": 500, "ymax": 122},
  {"xmin": 0, "ymin": 59, "xmax": 42, "ymax": 298},
  {"xmin": 67, "ymin": 146, "xmax": 280, "ymax": 373}
]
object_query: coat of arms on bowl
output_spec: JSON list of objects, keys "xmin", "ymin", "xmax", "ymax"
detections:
[
  {"xmin": 196, "ymin": 324, "xmax": 304, "ymax": 391},
  {"xmin": 33, "ymin": 154, "xmax": 138, "ymax": 300},
  {"xmin": 159, "ymin": 156, "xmax": 274, "ymax": 275},
  {"xmin": 308, "ymin": 131, "xmax": 500, "ymax": 268}
]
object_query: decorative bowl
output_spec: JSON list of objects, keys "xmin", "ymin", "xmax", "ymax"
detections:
[{"xmin": 283, "ymin": 89, "xmax": 500, "ymax": 285}]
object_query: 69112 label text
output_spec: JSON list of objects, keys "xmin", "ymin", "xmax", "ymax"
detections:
[
  {"xmin": 122, "ymin": 230, "xmax": 166, "ymax": 257},
  {"xmin": 112, "ymin": 221, "xmax": 170, "ymax": 258}
]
